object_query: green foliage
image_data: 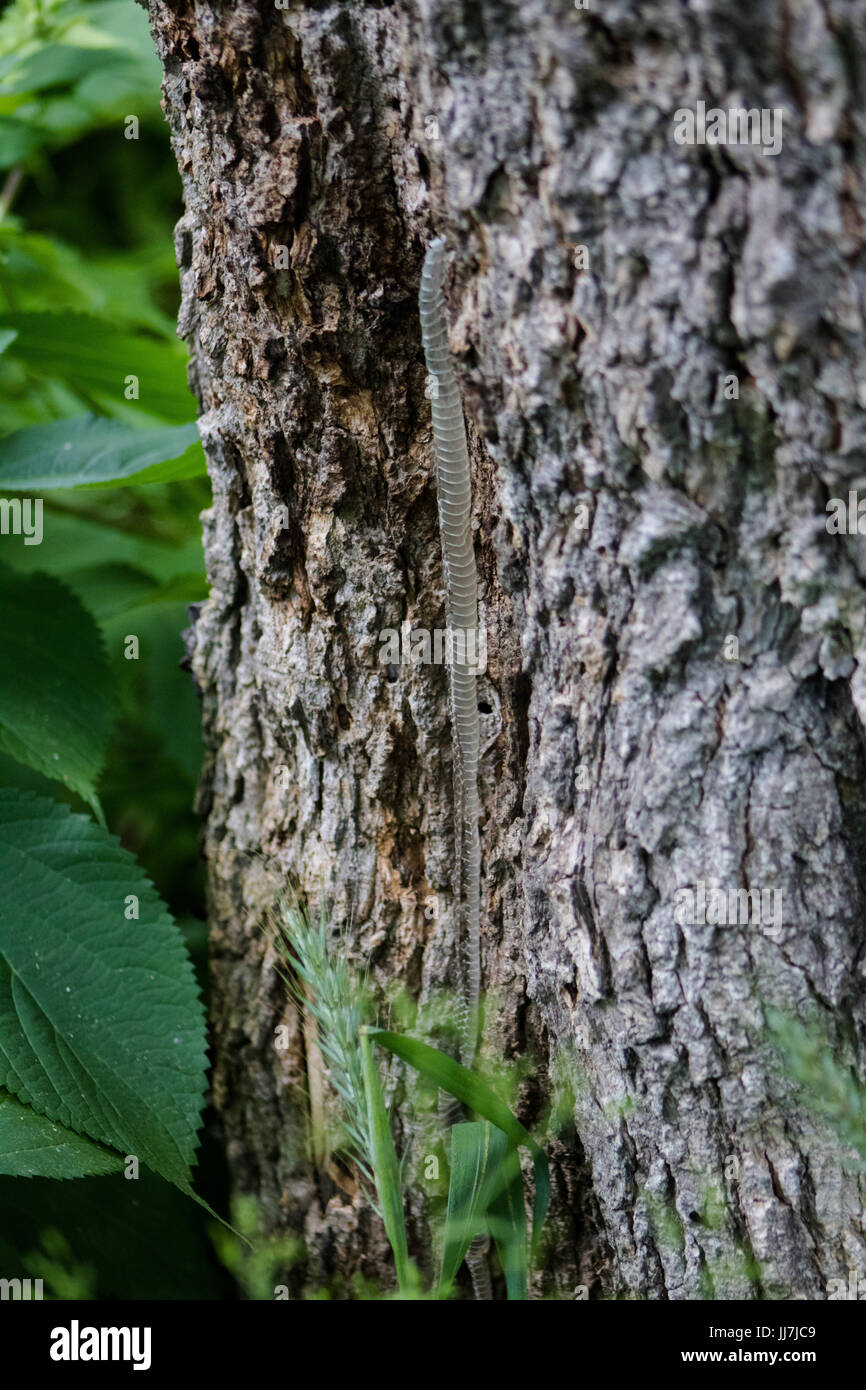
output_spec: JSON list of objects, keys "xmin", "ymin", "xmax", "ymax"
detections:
[
  {"xmin": 8, "ymin": 1226, "xmax": 98, "ymax": 1299},
  {"xmin": 0, "ymin": 1089, "xmax": 123, "ymax": 1177},
  {"xmin": 0, "ymin": 310, "xmax": 196, "ymax": 422},
  {"xmin": 360, "ymin": 1026, "xmax": 412, "ymax": 1295},
  {"xmin": 0, "ymin": 567, "xmax": 111, "ymax": 816},
  {"xmin": 485, "ymin": 1139, "xmax": 529, "ymax": 1300},
  {"xmin": 367, "ymin": 1027, "xmax": 550, "ymax": 1257},
  {"xmin": 439, "ymin": 1121, "xmax": 526, "ymax": 1299},
  {"xmin": 0, "ymin": 415, "xmax": 204, "ymax": 488},
  {"xmin": 0, "ymin": 0, "xmax": 166, "ymax": 166},
  {"xmin": 209, "ymin": 1195, "xmax": 305, "ymax": 1302},
  {"xmin": 0, "ymin": 788, "xmax": 208, "ymax": 1189},
  {"xmin": 274, "ymin": 904, "xmax": 548, "ymax": 1300},
  {"xmin": 0, "ymin": 0, "xmax": 221, "ymax": 1298},
  {"xmin": 274, "ymin": 899, "xmax": 377, "ymax": 1197},
  {"xmin": 0, "ymin": 224, "xmax": 176, "ymax": 338}
]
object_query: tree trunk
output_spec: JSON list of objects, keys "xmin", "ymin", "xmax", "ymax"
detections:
[{"xmin": 145, "ymin": 0, "xmax": 866, "ymax": 1299}]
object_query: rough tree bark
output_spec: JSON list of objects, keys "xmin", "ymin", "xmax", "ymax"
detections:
[{"xmin": 144, "ymin": 0, "xmax": 866, "ymax": 1298}]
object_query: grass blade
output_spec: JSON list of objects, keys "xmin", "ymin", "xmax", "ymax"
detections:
[
  {"xmin": 487, "ymin": 1145, "xmax": 528, "ymax": 1300},
  {"xmin": 439, "ymin": 1121, "xmax": 526, "ymax": 1299},
  {"xmin": 367, "ymin": 1027, "xmax": 549, "ymax": 1255},
  {"xmin": 359, "ymin": 1027, "xmax": 412, "ymax": 1294},
  {"xmin": 439, "ymin": 1122, "xmax": 496, "ymax": 1295}
]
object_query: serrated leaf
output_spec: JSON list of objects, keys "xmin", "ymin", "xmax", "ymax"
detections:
[
  {"xmin": 0, "ymin": 1088, "xmax": 122, "ymax": 1178},
  {"xmin": 0, "ymin": 416, "xmax": 204, "ymax": 490},
  {"xmin": 0, "ymin": 568, "xmax": 111, "ymax": 818},
  {"xmin": 0, "ymin": 788, "xmax": 208, "ymax": 1191},
  {"xmin": 366, "ymin": 1027, "xmax": 550, "ymax": 1256}
]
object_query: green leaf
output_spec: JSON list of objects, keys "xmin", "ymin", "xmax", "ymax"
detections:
[
  {"xmin": 0, "ymin": 568, "xmax": 111, "ymax": 818},
  {"xmin": 103, "ymin": 598, "xmax": 205, "ymax": 783},
  {"xmin": 439, "ymin": 1123, "xmax": 527, "ymax": 1300},
  {"xmin": 0, "ymin": 417, "xmax": 204, "ymax": 490},
  {"xmin": 0, "ymin": 312, "xmax": 196, "ymax": 423},
  {"xmin": 55, "ymin": 563, "xmax": 163, "ymax": 622},
  {"xmin": 0, "ymin": 788, "xmax": 208, "ymax": 1191},
  {"xmin": 0, "ymin": 116, "xmax": 44, "ymax": 167},
  {"xmin": 0, "ymin": 509, "xmax": 206, "ymax": 586},
  {"xmin": 0, "ymin": 227, "xmax": 176, "ymax": 335},
  {"xmin": 366, "ymin": 1028, "xmax": 550, "ymax": 1255},
  {"xmin": 487, "ymin": 1144, "xmax": 528, "ymax": 1300},
  {"xmin": 359, "ymin": 1027, "xmax": 411, "ymax": 1293},
  {"xmin": 0, "ymin": 44, "xmax": 120, "ymax": 96},
  {"xmin": 0, "ymin": 1088, "xmax": 123, "ymax": 1178},
  {"xmin": 439, "ymin": 1121, "xmax": 514, "ymax": 1296},
  {"xmin": 50, "ymin": 564, "xmax": 206, "ymax": 626}
]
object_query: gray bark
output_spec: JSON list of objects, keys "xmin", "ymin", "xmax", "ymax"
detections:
[{"xmin": 146, "ymin": 0, "xmax": 866, "ymax": 1298}]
